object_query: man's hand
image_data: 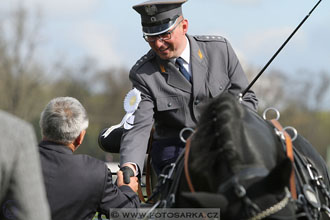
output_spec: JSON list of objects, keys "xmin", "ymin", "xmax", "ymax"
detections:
[{"xmin": 117, "ymin": 170, "xmax": 139, "ymax": 193}]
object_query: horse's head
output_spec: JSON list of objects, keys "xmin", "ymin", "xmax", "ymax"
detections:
[
  {"xmin": 189, "ymin": 93, "xmax": 287, "ymax": 191},
  {"xmin": 177, "ymin": 93, "xmax": 296, "ymax": 219}
]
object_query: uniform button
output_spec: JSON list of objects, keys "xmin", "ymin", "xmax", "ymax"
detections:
[
  {"xmin": 194, "ymin": 99, "xmax": 200, "ymax": 105},
  {"xmin": 168, "ymin": 102, "xmax": 172, "ymax": 107},
  {"xmin": 220, "ymin": 86, "xmax": 223, "ymax": 90}
]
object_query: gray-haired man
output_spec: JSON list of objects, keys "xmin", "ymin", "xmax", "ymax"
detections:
[{"xmin": 38, "ymin": 97, "xmax": 140, "ymax": 220}]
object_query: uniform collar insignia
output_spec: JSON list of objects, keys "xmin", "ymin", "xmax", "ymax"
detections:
[
  {"xmin": 159, "ymin": 64, "xmax": 166, "ymax": 73},
  {"xmin": 198, "ymin": 49, "xmax": 203, "ymax": 59}
]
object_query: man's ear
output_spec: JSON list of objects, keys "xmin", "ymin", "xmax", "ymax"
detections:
[
  {"xmin": 74, "ymin": 130, "xmax": 86, "ymax": 147},
  {"xmin": 182, "ymin": 19, "xmax": 188, "ymax": 34}
]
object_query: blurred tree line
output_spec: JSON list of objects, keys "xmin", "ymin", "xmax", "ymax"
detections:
[
  {"xmin": 1, "ymin": 7, "xmax": 330, "ymax": 162},
  {"xmin": 0, "ymin": 7, "xmax": 131, "ymax": 161}
]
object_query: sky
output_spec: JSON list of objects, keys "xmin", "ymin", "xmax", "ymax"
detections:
[{"xmin": 0, "ymin": 0, "xmax": 329, "ymax": 78}]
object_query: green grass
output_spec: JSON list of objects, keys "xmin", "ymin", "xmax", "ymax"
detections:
[{"xmin": 92, "ymin": 213, "xmax": 108, "ymax": 220}]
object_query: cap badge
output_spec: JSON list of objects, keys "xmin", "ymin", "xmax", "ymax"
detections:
[{"xmin": 145, "ymin": 5, "xmax": 158, "ymax": 16}]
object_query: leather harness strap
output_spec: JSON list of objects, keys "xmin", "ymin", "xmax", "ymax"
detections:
[
  {"xmin": 271, "ymin": 119, "xmax": 297, "ymax": 199},
  {"xmin": 137, "ymin": 128, "xmax": 154, "ymax": 203},
  {"xmin": 184, "ymin": 138, "xmax": 195, "ymax": 193},
  {"xmin": 145, "ymin": 128, "xmax": 154, "ymax": 201},
  {"xmin": 137, "ymin": 184, "xmax": 146, "ymax": 202}
]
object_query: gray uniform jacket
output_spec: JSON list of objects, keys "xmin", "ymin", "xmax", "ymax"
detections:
[
  {"xmin": 0, "ymin": 110, "xmax": 51, "ymax": 220},
  {"xmin": 39, "ymin": 141, "xmax": 140, "ymax": 220},
  {"xmin": 120, "ymin": 34, "xmax": 258, "ymax": 173}
]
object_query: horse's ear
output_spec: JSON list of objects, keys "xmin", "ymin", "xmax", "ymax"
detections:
[
  {"xmin": 264, "ymin": 158, "xmax": 292, "ymax": 193},
  {"xmin": 180, "ymin": 192, "xmax": 228, "ymax": 210}
]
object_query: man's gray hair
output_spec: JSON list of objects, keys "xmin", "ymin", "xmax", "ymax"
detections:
[{"xmin": 39, "ymin": 97, "xmax": 89, "ymax": 144}]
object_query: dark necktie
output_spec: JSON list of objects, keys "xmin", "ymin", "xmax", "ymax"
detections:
[{"xmin": 176, "ymin": 57, "xmax": 191, "ymax": 82}]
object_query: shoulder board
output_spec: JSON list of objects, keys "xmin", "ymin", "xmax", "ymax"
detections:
[
  {"xmin": 132, "ymin": 50, "xmax": 155, "ymax": 71},
  {"xmin": 193, "ymin": 35, "xmax": 225, "ymax": 42}
]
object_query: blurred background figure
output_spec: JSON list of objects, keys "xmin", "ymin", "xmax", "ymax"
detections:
[{"xmin": 0, "ymin": 110, "xmax": 51, "ymax": 220}]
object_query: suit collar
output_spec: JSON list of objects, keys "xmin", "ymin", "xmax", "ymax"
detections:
[
  {"xmin": 39, "ymin": 140, "xmax": 73, "ymax": 154},
  {"xmin": 155, "ymin": 35, "xmax": 208, "ymax": 94},
  {"xmin": 187, "ymin": 34, "xmax": 208, "ymax": 96},
  {"xmin": 157, "ymin": 56, "xmax": 192, "ymax": 93}
]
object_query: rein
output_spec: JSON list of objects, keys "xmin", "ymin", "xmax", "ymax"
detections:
[
  {"xmin": 184, "ymin": 137, "xmax": 195, "ymax": 193},
  {"xmin": 137, "ymin": 129, "xmax": 154, "ymax": 203}
]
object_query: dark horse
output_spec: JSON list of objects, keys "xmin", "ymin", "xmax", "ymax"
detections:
[{"xmin": 155, "ymin": 93, "xmax": 330, "ymax": 220}]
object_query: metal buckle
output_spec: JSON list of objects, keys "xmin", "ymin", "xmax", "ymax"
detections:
[
  {"xmin": 262, "ymin": 107, "xmax": 280, "ymax": 121},
  {"xmin": 234, "ymin": 184, "xmax": 247, "ymax": 198},
  {"xmin": 283, "ymin": 126, "xmax": 298, "ymax": 141},
  {"xmin": 307, "ymin": 163, "xmax": 323, "ymax": 186},
  {"xmin": 159, "ymin": 163, "xmax": 176, "ymax": 184},
  {"xmin": 179, "ymin": 127, "xmax": 194, "ymax": 143}
]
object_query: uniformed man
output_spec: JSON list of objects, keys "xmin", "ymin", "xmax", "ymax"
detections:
[{"xmin": 120, "ymin": 0, "xmax": 258, "ymax": 176}]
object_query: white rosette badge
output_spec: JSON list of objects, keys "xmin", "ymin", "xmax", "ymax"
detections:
[{"xmin": 102, "ymin": 88, "xmax": 141, "ymax": 138}]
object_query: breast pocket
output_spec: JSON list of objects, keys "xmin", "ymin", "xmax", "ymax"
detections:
[
  {"xmin": 209, "ymin": 76, "xmax": 230, "ymax": 98},
  {"xmin": 155, "ymin": 95, "xmax": 185, "ymax": 126},
  {"xmin": 156, "ymin": 96, "xmax": 183, "ymax": 111}
]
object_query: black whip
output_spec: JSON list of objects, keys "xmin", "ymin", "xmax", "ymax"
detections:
[{"xmin": 240, "ymin": 0, "xmax": 322, "ymax": 98}]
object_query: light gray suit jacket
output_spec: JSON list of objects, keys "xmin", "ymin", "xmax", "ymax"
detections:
[
  {"xmin": 120, "ymin": 35, "xmax": 258, "ymax": 174},
  {"xmin": 0, "ymin": 110, "xmax": 51, "ymax": 220}
]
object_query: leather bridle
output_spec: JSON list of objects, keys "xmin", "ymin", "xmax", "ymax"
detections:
[{"xmin": 270, "ymin": 119, "xmax": 297, "ymax": 199}]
